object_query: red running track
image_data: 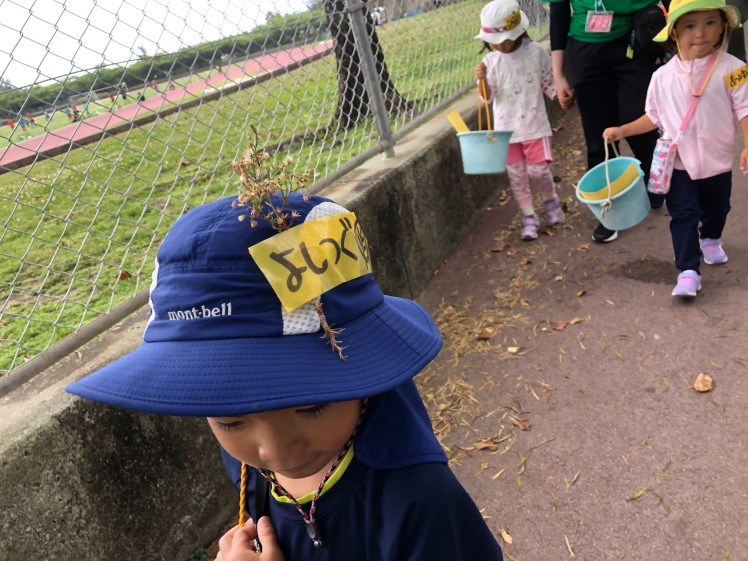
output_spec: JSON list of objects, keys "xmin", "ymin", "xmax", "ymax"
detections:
[{"xmin": 0, "ymin": 42, "xmax": 332, "ymax": 172}]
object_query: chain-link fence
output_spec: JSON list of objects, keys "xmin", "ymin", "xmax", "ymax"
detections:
[{"xmin": 0, "ymin": 0, "xmax": 548, "ymax": 389}]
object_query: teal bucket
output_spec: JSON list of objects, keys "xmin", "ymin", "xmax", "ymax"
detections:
[
  {"xmin": 457, "ymin": 130, "xmax": 512, "ymax": 174},
  {"xmin": 576, "ymin": 157, "xmax": 650, "ymax": 231}
]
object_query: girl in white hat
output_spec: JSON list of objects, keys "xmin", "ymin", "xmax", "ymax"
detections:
[{"xmin": 475, "ymin": 0, "xmax": 564, "ymax": 241}]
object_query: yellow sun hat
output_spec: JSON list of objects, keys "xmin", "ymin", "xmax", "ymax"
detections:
[{"xmin": 654, "ymin": 0, "xmax": 742, "ymax": 42}]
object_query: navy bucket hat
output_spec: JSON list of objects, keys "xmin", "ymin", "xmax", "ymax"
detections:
[{"xmin": 66, "ymin": 193, "xmax": 442, "ymax": 417}]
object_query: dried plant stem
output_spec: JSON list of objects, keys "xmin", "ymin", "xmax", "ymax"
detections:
[
  {"xmin": 231, "ymin": 134, "xmax": 346, "ymax": 359},
  {"xmin": 313, "ymin": 298, "xmax": 346, "ymax": 360}
]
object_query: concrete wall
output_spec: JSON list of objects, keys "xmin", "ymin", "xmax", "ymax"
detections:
[{"xmin": 0, "ymin": 94, "xmax": 561, "ymax": 561}]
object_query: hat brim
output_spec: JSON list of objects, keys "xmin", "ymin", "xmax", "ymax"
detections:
[
  {"xmin": 66, "ymin": 296, "xmax": 442, "ymax": 417},
  {"xmin": 654, "ymin": 4, "xmax": 742, "ymax": 41},
  {"xmin": 475, "ymin": 10, "xmax": 529, "ymax": 43}
]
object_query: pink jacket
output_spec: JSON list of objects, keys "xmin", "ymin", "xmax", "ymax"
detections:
[{"xmin": 645, "ymin": 51, "xmax": 748, "ymax": 180}]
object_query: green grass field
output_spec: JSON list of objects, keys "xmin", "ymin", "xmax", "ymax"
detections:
[{"xmin": 0, "ymin": 0, "xmax": 548, "ymax": 374}]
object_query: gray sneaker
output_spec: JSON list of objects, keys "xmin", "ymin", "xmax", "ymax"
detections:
[
  {"xmin": 543, "ymin": 198, "xmax": 565, "ymax": 226},
  {"xmin": 700, "ymin": 238, "xmax": 728, "ymax": 265},
  {"xmin": 671, "ymin": 270, "xmax": 701, "ymax": 297},
  {"xmin": 520, "ymin": 215, "xmax": 540, "ymax": 241}
]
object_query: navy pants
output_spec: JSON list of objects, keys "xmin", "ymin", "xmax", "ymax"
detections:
[{"xmin": 666, "ymin": 169, "xmax": 732, "ymax": 273}]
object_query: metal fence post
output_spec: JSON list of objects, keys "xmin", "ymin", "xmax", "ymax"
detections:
[{"xmin": 344, "ymin": 0, "xmax": 396, "ymax": 158}]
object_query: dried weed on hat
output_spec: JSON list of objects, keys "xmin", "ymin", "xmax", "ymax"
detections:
[
  {"xmin": 475, "ymin": 0, "xmax": 529, "ymax": 44},
  {"xmin": 66, "ymin": 193, "xmax": 442, "ymax": 417},
  {"xmin": 654, "ymin": 0, "xmax": 741, "ymax": 42}
]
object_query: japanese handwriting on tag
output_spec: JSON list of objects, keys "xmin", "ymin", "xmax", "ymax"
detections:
[
  {"xmin": 249, "ymin": 211, "xmax": 371, "ymax": 311},
  {"xmin": 585, "ymin": 10, "xmax": 614, "ymax": 32},
  {"xmin": 726, "ymin": 65, "xmax": 748, "ymax": 90}
]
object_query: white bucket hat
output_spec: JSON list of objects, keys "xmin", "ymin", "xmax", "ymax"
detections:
[{"xmin": 475, "ymin": 0, "xmax": 530, "ymax": 44}]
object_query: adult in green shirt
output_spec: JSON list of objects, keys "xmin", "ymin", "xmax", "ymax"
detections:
[{"xmin": 544, "ymin": 0, "xmax": 666, "ymax": 243}]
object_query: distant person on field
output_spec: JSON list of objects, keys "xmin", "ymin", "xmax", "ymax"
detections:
[
  {"xmin": 26, "ymin": 112, "xmax": 37, "ymax": 127},
  {"xmin": 475, "ymin": 0, "xmax": 564, "ymax": 241},
  {"xmin": 18, "ymin": 115, "xmax": 29, "ymax": 134},
  {"xmin": 7, "ymin": 118, "xmax": 14, "ymax": 131},
  {"xmin": 603, "ymin": 0, "xmax": 748, "ymax": 298},
  {"xmin": 151, "ymin": 79, "xmax": 159, "ymax": 91},
  {"xmin": 63, "ymin": 106, "xmax": 73, "ymax": 122},
  {"xmin": 44, "ymin": 110, "xmax": 52, "ymax": 122}
]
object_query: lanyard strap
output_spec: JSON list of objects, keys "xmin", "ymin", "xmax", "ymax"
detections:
[{"xmin": 675, "ymin": 50, "xmax": 719, "ymax": 143}]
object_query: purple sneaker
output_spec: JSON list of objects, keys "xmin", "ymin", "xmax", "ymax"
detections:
[
  {"xmin": 520, "ymin": 215, "xmax": 540, "ymax": 241},
  {"xmin": 543, "ymin": 198, "xmax": 565, "ymax": 226},
  {"xmin": 700, "ymin": 238, "xmax": 728, "ymax": 265},
  {"xmin": 671, "ymin": 270, "xmax": 701, "ymax": 297}
]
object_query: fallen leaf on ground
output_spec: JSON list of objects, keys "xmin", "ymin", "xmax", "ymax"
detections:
[
  {"xmin": 477, "ymin": 326, "xmax": 495, "ymax": 341},
  {"xmin": 693, "ymin": 372, "xmax": 714, "ymax": 392},
  {"xmin": 491, "ymin": 242, "xmax": 509, "ymax": 253},
  {"xmin": 475, "ymin": 441, "xmax": 498, "ymax": 451},
  {"xmin": 511, "ymin": 417, "xmax": 531, "ymax": 431},
  {"xmin": 500, "ymin": 528, "xmax": 513, "ymax": 544},
  {"xmin": 553, "ymin": 321, "xmax": 567, "ymax": 331},
  {"xmin": 507, "ymin": 346, "xmax": 520, "ymax": 354},
  {"xmin": 118, "ymin": 270, "xmax": 133, "ymax": 280},
  {"xmin": 570, "ymin": 316, "xmax": 584, "ymax": 324}
]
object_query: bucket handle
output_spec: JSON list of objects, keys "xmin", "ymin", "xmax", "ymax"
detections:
[
  {"xmin": 477, "ymin": 80, "xmax": 496, "ymax": 142},
  {"xmin": 600, "ymin": 141, "xmax": 621, "ymax": 217}
]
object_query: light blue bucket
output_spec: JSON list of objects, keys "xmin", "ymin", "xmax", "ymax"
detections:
[
  {"xmin": 576, "ymin": 157, "xmax": 650, "ymax": 231},
  {"xmin": 457, "ymin": 130, "xmax": 512, "ymax": 174}
]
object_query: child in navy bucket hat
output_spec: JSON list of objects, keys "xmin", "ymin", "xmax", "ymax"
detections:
[{"xmin": 66, "ymin": 192, "xmax": 504, "ymax": 561}]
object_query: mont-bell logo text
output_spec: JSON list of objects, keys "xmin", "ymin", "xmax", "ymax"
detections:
[{"xmin": 166, "ymin": 302, "xmax": 233, "ymax": 321}]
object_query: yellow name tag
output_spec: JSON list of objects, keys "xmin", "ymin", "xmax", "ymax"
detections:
[
  {"xmin": 726, "ymin": 65, "xmax": 748, "ymax": 90},
  {"xmin": 249, "ymin": 211, "xmax": 371, "ymax": 311}
]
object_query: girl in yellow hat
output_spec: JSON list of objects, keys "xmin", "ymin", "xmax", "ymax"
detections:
[{"xmin": 603, "ymin": 0, "xmax": 748, "ymax": 298}]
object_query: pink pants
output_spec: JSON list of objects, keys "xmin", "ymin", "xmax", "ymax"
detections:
[{"xmin": 505, "ymin": 137, "xmax": 556, "ymax": 210}]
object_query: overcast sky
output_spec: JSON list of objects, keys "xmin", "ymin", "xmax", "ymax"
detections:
[{"xmin": 0, "ymin": 0, "xmax": 310, "ymax": 89}]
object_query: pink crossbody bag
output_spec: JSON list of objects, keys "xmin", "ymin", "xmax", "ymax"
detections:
[{"xmin": 647, "ymin": 51, "xmax": 719, "ymax": 195}]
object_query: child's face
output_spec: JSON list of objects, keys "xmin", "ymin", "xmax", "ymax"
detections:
[
  {"xmin": 208, "ymin": 399, "xmax": 362, "ymax": 480},
  {"xmin": 674, "ymin": 9, "xmax": 725, "ymax": 59},
  {"xmin": 491, "ymin": 39, "xmax": 517, "ymax": 54}
]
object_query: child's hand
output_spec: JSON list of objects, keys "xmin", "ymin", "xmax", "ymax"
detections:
[
  {"xmin": 216, "ymin": 517, "xmax": 284, "ymax": 561},
  {"xmin": 603, "ymin": 127, "xmax": 624, "ymax": 142},
  {"xmin": 475, "ymin": 63, "xmax": 487, "ymax": 81},
  {"xmin": 741, "ymin": 147, "xmax": 748, "ymax": 175}
]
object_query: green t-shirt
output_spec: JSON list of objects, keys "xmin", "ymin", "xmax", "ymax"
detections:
[{"xmin": 541, "ymin": 0, "xmax": 660, "ymax": 42}]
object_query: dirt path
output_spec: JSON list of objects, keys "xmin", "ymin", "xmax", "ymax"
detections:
[{"xmin": 416, "ymin": 107, "xmax": 748, "ymax": 560}]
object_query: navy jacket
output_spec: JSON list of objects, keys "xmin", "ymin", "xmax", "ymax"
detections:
[{"xmin": 223, "ymin": 453, "xmax": 504, "ymax": 561}]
